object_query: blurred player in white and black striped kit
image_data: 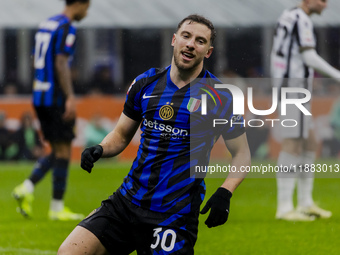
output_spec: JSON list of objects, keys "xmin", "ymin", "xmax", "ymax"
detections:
[{"xmin": 271, "ymin": 0, "xmax": 338, "ymax": 221}]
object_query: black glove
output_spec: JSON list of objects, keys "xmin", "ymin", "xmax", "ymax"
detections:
[
  {"xmin": 80, "ymin": 145, "xmax": 103, "ymax": 173},
  {"xmin": 200, "ymin": 187, "xmax": 232, "ymax": 228}
]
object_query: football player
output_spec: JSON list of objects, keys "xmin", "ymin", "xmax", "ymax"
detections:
[
  {"xmin": 59, "ymin": 14, "xmax": 251, "ymax": 254},
  {"xmin": 271, "ymin": 0, "xmax": 336, "ymax": 221},
  {"xmin": 12, "ymin": 0, "xmax": 90, "ymax": 220}
]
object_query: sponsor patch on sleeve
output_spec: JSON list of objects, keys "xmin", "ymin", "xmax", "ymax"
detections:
[
  {"xmin": 127, "ymin": 79, "xmax": 136, "ymax": 95},
  {"xmin": 65, "ymin": 34, "xmax": 76, "ymax": 47}
]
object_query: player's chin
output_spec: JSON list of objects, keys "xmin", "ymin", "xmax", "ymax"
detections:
[
  {"xmin": 177, "ymin": 61, "xmax": 197, "ymax": 71},
  {"xmin": 74, "ymin": 15, "xmax": 85, "ymax": 21}
]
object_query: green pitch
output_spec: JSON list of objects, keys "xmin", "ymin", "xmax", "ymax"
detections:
[{"xmin": 0, "ymin": 160, "xmax": 339, "ymax": 255}]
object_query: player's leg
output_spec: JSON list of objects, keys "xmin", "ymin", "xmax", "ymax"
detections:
[
  {"xmin": 58, "ymin": 226, "xmax": 109, "ymax": 255},
  {"xmin": 297, "ymin": 129, "xmax": 316, "ymax": 209},
  {"xmin": 39, "ymin": 106, "xmax": 83, "ymax": 220},
  {"xmin": 275, "ymin": 102, "xmax": 315, "ymax": 221},
  {"xmin": 12, "ymin": 154, "xmax": 55, "ymax": 217},
  {"xmin": 275, "ymin": 138, "xmax": 314, "ymax": 220},
  {"xmin": 297, "ymin": 130, "xmax": 332, "ymax": 218},
  {"xmin": 29, "ymin": 153, "xmax": 56, "ymax": 184},
  {"xmin": 12, "ymin": 179, "xmax": 35, "ymax": 218},
  {"xmin": 17, "ymin": 153, "xmax": 56, "ymax": 192},
  {"xmin": 74, "ymin": 194, "xmax": 138, "ymax": 254},
  {"xmin": 48, "ymin": 141, "xmax": 84, "ymax": 220},
  {"xmin": 12, "ymin": 108, "xmax": 55, "ymax": 218}
]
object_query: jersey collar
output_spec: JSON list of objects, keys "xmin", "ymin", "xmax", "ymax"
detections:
[{"xmin": 167, "ymin": 66, "xmax": 207, "ymax": 90}]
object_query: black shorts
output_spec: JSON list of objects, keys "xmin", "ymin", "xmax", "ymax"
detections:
[
  {"xmin": 78, "ymin": 192, "xmax": 199, "ymax": 255},
  {"xmin": 34, "ymin": 106, "xmax": 75, "ymax": 142}
]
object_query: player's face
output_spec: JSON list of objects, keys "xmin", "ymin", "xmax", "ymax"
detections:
[
  {"xmin": 74, "ymin": 1, "xmax": 90, "ymax": 21},
  {"xmin": 171, "ymin": 21, "xmax": 213, "ymax": 72},
  {"xmin": 308, "ymin": 0, "xmax": 327, "ymax": 15}
]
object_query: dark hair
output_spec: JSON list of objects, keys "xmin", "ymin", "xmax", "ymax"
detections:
[
  {"xmin": 176, "ymin": 14, "xmax": 216, "ymax": 45},
  {"xmin": 65, "ymin": 0, "xmax": 89, "ymax": 5}
]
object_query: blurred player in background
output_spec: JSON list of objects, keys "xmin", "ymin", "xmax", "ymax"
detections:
[
  {"xmin": 271, "ymin": 0, "xmax": 339, "ymax": 221},
  {"xmin": 58, "ymin": 14, "xmax": 250, "ymax": 254},
  {"xmin": 12, "ymin": 0, "xmax": 90, "ymax": 220}
]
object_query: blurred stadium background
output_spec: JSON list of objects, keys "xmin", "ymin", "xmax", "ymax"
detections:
[{"xmin": 0, "ymin": 0, "xmax": 340, "ymax": 254}]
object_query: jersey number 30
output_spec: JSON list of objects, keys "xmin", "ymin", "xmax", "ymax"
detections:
[
  {"xmin": 34, "ymin": 32, "xmax": 52, "ymax": 69},
  {"xmin": 151, "ymin": 227, "xmax": 177, "ymax": 252}
]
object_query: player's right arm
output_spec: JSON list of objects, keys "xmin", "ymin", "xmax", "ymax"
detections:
[
  {"xmin": 100, "ymin": 70, "xmax": 152, "ymax": 156},
  {"xmin": 81, "ymin": 69, "xmax": 160, "ymax": 172},
  {"xmin": 81, "ymin": 71, "xmax": 147, "ymax": 173},
  {"xmin": 80, "ymin": 113, "xmax": 140, "ymax": 173},
  {"xmin": 54, "ymin": 22, "xmax": 77, "ymax": 121},
  {"xmin": 55, "ymin": 54, "xmax": 76, "ymax": 121}
]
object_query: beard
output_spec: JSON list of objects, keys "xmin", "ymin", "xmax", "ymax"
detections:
[
  {"xmin": 74, "ymin": 14, "xmax": 85, "ymax": 21},
  {"xmin": 173, "ymin": 50, "xmax": 202, "ymax": 72}
]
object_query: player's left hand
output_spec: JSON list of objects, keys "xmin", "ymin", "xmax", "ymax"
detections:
[{"xmin": 200, "ymin": 187, "xmax": 232, "ymax": 228}]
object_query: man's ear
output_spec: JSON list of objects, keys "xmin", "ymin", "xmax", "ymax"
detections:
[
  {"xmin": 205, "ymin": 46, "xmax": 214, "ymax": 58},
  {"xmin": 171, "ymin": 33, "xmax": 176, "ymax": 46}
]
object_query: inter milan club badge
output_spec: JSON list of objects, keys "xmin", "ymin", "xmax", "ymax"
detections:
[
  {"xmin": 187, "ymin": 98, "xmax": 201, "ymax": 112},
  {"xmin": 159, "ymin": 102, "xmax": 174, "ymax": 120}
]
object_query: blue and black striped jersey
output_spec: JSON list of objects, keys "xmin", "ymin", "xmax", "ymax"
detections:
[
  {"xmin": 32, "ymin": 14, "xmax": 77, "ymax": 107},
  {"xmin": 120, "ymin": 66, "xmax": 245, "ymax": 214}
]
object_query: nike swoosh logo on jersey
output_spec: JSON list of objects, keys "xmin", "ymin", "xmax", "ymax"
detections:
[{"xmin": 143, "ymin": 93, "xmax": 158, "ymax": 99}]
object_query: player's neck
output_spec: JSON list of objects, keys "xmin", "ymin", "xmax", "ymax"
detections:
[
  {"xmin": 299, "ymin": 3, "xmax": 312, "ymax": 16},
  {"xmin": 170, "ymin": 61, "xmax": 203, "ymax": 89},
  {"xmin": 62, "ymin": 7, "xmax": 75, "ymax": 21}
]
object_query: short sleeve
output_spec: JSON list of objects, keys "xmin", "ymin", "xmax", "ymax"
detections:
[
  {"xmin": 221, "ymin": 115, "xmax": 245, "ymax": 140},
  {"xmin": 55, "ymin": 24, "xmax": 76, "ymax": 56},
  {"xmin": 296, "ymin": 15, "xmax": 315, "ymax": 48},
  {"xmin": 123, "ymin": 79, "xmax": 143, "ymax": 122},
  {"xmin": 218, "ymin": 90, "xmax": 245, "ymax": 140}
]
